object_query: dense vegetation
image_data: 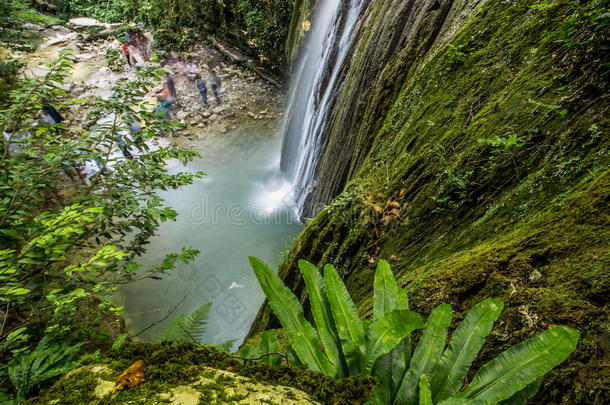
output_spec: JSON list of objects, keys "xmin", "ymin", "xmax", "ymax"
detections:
[
  {"xmin": 0, "ymin": 0, "xmax": 60, "ymax": 100},
  {"xmin": 0, "ymin": 50, "xmax": 202, "ymax": 402}
]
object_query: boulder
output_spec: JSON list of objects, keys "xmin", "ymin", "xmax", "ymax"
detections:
[{"xmin": 30, "ymin": 342, "xmax": 375, "ymax": 404}]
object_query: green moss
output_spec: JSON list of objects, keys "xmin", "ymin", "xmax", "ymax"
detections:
[
  {"xmin": 26, "ymin": 369, "xmax": 98, "ymax": 404},
  {"xmin": 28, "ymin": 342, "xmax": 376, "ymax": 404},
  {"xmin": 250, "ymin": 0, "xmax": 609, "ymax": 402}
]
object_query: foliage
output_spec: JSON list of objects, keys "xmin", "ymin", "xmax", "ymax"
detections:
[
  {"xmin": 7, "ymin": 336, "xmax": 84, "ymax": 401},
  {"xmin": 0, "ymin": 50, "xmax": 202, "ymax": 398},
  {"xmin": 0, "ymin": 0, "xmax": 38, "ymax": 51},
  {"xmin": 105, "ymin": 46, "xmax": 124, "ymax": 72},
  {"xmin": 55, "ymin": 0, "xmax": 292, "ymax": 67},
  {"xmin": 326, "ymin": 190, "xmax": 358, "ymax": 226},
  {"xmin": 156, "ymin": 303, "xmax": 212, "ymax": 342},
  {"xmin": 444, "ymin": 44, "xmax": 468, "ymax": 70},
  {"xmin": 428, "ymin": 143, "xmax": 475, "ymax": 214},
  {"xmin": 155, "ymin": 303, "xmax": 236, "ymax": 351},
  {"xmin": 0, "ymin": 0, "xmax": 50, "ymax": 102},
  {"xmin": 477, "ymin": 132, "xmax": 525, "ymax": 152},
  {"xmin": 248, "ymin": 257, "xmax": 580, "ymax": 404},
  {"xmin": 238, "ymin": 330, "xmax": 286, "ymax": 368},
  {"xmin": 111, "ymin": 333, "xmax": 129, "ymax": 351},
  {"xmin": 236, "ymin": 0, "xmax": 293, "ymax": 67},
  {"xmin": 0, "ymin": 59, "xmax": 24, "ymax": 103}
]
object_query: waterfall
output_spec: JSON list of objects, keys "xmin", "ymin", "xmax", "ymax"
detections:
[{"xmin": 280, "ymin": 0, "xmax": 368, "ymax": 219}]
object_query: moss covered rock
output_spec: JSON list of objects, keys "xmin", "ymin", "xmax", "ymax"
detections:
[
  {"xmin": 249, "ymin": 0, "xmax": 609, "ymax": 403},
  {"xmin": 27, "ymin": 342, "xmax": 375, "ymax": 404}
]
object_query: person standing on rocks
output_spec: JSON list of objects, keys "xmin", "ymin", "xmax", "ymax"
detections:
[
  {"xmin": 167, "ymin": 73, "xmax": 177, "ymax": 100},
  {"xmin": 166, "ymin": 73, "xmax": 180, "ymax": 118},
  {"xmin": 195, "ymin": 74, "xmax": 209, "ymax": 108},
  {"xmin": 155, "ymin": 86, "xmax": 172, "ymax": 120},
  {"xmin": 121, "ymin": 42, "xmax": 131, "ymax": 67},
  {"xmin": 209, "ymin": 70, "xmax": 222, "ymax": 105}
]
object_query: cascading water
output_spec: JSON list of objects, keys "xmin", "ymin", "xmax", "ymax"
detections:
[{"xmin": 280, "ymin": 0, "xmax": 368, "ymax": 218}]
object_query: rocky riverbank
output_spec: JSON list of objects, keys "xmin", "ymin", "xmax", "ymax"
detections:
[{"xmin": 20, "ymin": 17, "xmax": 284, "ymax": 147}]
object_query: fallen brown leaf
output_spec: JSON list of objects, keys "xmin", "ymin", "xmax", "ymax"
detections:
[{"xmin": 113, "ymin": 360, "xmax": 145, "ymax": 393}]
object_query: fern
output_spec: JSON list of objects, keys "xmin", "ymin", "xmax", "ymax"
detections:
[
  {"xmin": 216, "ymin": 339, "xmax": 237, "ymax": 353},
  {"xmin": 8, "ymin": 336, "xmax": 83, "ymax": 401},
  {"xmin": 156, "ymin": 303, "xmax": 211, "ymax": 342},
  {"xmin": 111, "ymin": 333, "xmax": 129, "ymax": 351},
  {"xmin": 249, "ymin": 257, "xmax": 580, "ymax": 405}
]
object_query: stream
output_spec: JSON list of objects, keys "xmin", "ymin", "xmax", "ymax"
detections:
[{"xmin": 117, "ymin": 124, "xmax": 303, "ymax": 348}]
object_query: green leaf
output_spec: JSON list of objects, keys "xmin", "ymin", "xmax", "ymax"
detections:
[
  {"xmin": 8, "ymin": 336, "xmax": 82, "ymax": 400},
  {"xmin": 362, "ymin": 309, "xmax": 424, "ymax": 374},
  {"xmin": 461, "ymin": 326, "xmax": 579, "ymax": 402},
  {"xmin": 397, "ymin": 303, "xmax": 453, "ymax": 405},
  {"xmin": 6, "ymin": 287, "xmax": 30, "ymax": 296},
  {"xmin": 436, "ymin": 399, "xmax": 489, "ymax": 405},
  {"xmin": 299, "ymin": 260, "xmax": 347, "ymax": 377},
  {"xmin": 250, "ymin": 257, "xmax": 334, "ymax": 375},
  {"xmin": 182, "ymin": 302, "xmax": 211, "ymax": 341},
  {"xmin": 499, "ymin": 377, "xmax": 542, "ymax": 405},
  {"xmin": 324, "ymin": 263, "xmax": 365, "ymax": 375},
  {"xmin": 373, "ymin": 260, "xmax": 400, "ymax": 319},
  {"xmin": 418, "ymin": 374, "xmax": 433, "ymax": 405},
  {"xmin": 111, "ymin": 333, "xmax": 128, "ymax": 351},
  {"xmin": 371, "ymin": 260, "xmax": 413, "ymax": 403},
  {"xmin": 155, "ymin": 303, "xmax": 211, "ymax": 343},
  {"xmin": 259, "ymin": 330, "xmax": 283, "ymax": 368},
  {"xmin": 373, "ymin": 340, "xmax": 407, "ymax": 404},
  {"xmin": 430, "ymin": 298, "xmax": 504, "ymax": 402}
]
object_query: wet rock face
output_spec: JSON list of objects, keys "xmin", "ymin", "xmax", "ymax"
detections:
[
  {"xmin": 303, "ymin": 0, "xmax": 473, "ymax": 217},
  {"xmin": 249, "ymin": 0, "xmax": 609, "ymax": 402}
]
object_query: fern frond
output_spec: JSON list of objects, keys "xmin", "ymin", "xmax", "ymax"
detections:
[
  {"xmin": 182, "ymin": 303, "xmax": 212, "ymax": 342},
  {"xmin": 8, "ymin": 337, "xmax": 82, "ymax": 401},
  {"xmin": 156, "ymin": 303, "xmax": 212, "ymax": 343}
]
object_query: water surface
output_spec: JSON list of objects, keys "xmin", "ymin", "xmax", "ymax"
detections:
[{"xmin": 118, "ymin": 124, "xmax": 302, "ymax": 347}]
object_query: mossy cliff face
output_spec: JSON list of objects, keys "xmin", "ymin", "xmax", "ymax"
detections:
[
  {"xmin": 28, "ymin": 342, "xmax": 375, "ymax": 404},
  {"xmin": 249, "ymin": 0, "xmax": 609, "ymax": 403}
]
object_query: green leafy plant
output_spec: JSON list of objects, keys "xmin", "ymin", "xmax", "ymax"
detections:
[
  {"xmin": 111, "ymin": 333, "xmax": 129, "ymax": 350},
  {"xmin": 156, "ymin": 303, "xmax": 212, "ymax": 342},
  {"xmin": 249, "ymin": 257, "xmax": 425, "ymax": 378},
  {"xmin": 248, "ymin": 257, "xmax": 580, "ymax": 404},
  {"xmin": 7, "ymin": 337, "xmax": 83, "ymax": 401},
  {"xmin": 238, "ymin": 330, "xmax": 286, "ymax": 368},
  {"xmin": 444, "ymin": 44, "xmax": 468, "ymax": 70},
  {"xmin": 478, "ymin": 132, "xmax": 525, "ymax": 152},
  {"xmin": 0, "ymin": 48, "xmax": 202, "ymax": 399},
  {"xmin": 528, "ymin": 98, "xmax": 567, "ymax": 118},
  {"xmin": 156, "ymin": 303, "xmax": 236, "ymax": 350}
]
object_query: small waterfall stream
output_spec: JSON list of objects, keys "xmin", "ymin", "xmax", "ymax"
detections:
[{"xmin": 280, "ymin": 0, "xmax": 368, "ymax": 218}]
